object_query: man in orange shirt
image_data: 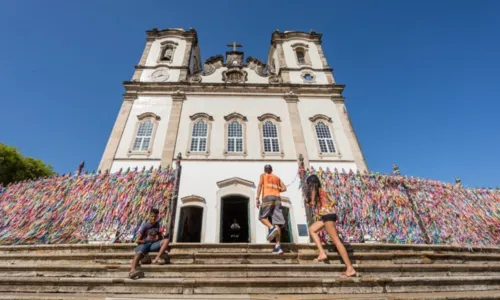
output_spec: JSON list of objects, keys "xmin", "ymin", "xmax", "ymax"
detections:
[{"xmin": 256, "ymin": 164, "xmax": 287, "ymax": 254}]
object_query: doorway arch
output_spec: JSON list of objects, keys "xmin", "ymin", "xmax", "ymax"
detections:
[
  {"xmin": 175, "ymin": 195, "xmax": 207, "ymax": 243},
  {"xmin": 215, "ymin": 177, "xmax": 256, "ymax": 243}
]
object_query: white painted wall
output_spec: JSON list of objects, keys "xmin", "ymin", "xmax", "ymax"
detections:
[
  {"xmin": 175, "ymin": 161, "xmax": 309, "ymax": 244},
  {"xmin": 297, "ymin": 97, "xmax": 354, "ymax": 161},
  {"xmin": 145, "ymin": 38, "xmax": 187, "ymax": 67},
  {"xmin": 289, "ymin": 70, "xmax": 329, "ymax": 84},
  {"xmin": 110, "ymin": 160, "xmax": 161, "ymax": 173},
  {"xmin": 282, "ymin": 40, "xmax": 323, "ymax": 69},
  {"xmin": 174, "ymin": 95, "xmax": 297, "ymax": 160},
  {"xmin": 114, "ymin": 96, "xmax": 173, "ymax": 159},
  {"xmin": 140, "ymin": 68, "xmax": 181, "ymax": 82}
]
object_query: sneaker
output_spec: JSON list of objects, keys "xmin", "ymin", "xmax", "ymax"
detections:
[
  {"xmin": 267, "ymin": 226, "xmax": 279, "ymax": 241},
  {"xmin": 272, "ymin": 245, "xmax": 283, "ymax": 255}
]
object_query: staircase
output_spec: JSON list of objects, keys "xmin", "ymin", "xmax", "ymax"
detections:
[{"xmin": 0, "ymin": 243, "xmax": 499, "ymax": 299}]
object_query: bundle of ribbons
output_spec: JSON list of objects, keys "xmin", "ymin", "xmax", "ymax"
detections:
[
  {"xmin": 301, "ymin": 167, "xmax": 499, "ymax": 247},
  {"xmin": 0, "ymin": 168, "xmax": 176, "ymax": 245}
]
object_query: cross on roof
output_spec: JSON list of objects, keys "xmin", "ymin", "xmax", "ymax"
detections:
[{"xmin": 226, "ymin": 41, "xmax": 243, "ymax": 52}]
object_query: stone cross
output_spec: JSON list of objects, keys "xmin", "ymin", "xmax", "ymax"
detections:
[{"xmin": 227, "ymin": 41, "xmax": 242, "ymax": 52}]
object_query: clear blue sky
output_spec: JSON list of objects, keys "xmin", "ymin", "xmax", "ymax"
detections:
[{"xmin": 0, "ymin": 0, "xmax": 499, "ymax": 187}]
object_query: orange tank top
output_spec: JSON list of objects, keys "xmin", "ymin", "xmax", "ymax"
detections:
[{"xmin": 262, "ymin": 173, "xmax": 281, "ymax": 197}]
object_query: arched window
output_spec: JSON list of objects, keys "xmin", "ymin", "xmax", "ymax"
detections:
[
  {"xmin": 158, "ymin": 41, "xmax": 178, "ymax": 64},
  {"xmin": 315, "ymin": 121, "xmax": 336, "ymax": 153},
  {"xmin": 190, "ymin": 120, "xmax": 208, "ymax": 152},
  {"xmin": 292, "ymin": 43, "xmax": 311, "ymax": 66},
  {"xmin": 132, "ymin": 119, "xmax": 154, "ymax": 151},
  {"xmin": 296, "ymin": 48, "xmax": 306, "ymax": 64},
  {"xmin": 227, "ymin": 120, "xmax": 243, "ymax": 153},
  {"xmin": 262, "ymin": 121, "xmax": 280, "ymax": 153}
]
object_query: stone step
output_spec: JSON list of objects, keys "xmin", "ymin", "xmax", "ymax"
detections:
[
  {"xmin": 0, "ymin": 276, "xmax": 498, "ymax": 294},
  {"xmin": 1, "ymin": 263, "xmax": 500, "ymax": 278},
  {"xmin": 1, "ymin": 243, "xmax": 498, "ymax": 255},
  {"xmin": 2, "ymin": 251, "xmax": 499, "ymax": 266},
  {"xmin": 0, "ymin": 290, "xmax": 499, "ymax": 300}
]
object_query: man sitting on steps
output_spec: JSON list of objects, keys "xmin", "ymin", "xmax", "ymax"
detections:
[{"xmin": 129, "ymin": 208, "xmax": 169, "ymax": 279}]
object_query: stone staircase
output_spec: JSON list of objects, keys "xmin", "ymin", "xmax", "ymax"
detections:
[{"xmin": 0, "ymin": 243, "xmax": 499, "ymax": 299}]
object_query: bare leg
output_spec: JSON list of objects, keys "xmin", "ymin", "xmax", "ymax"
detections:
[
  {"xmin": 130, "ymin": 253, "xmax": 143, "ymax": 273},
  {"xmin": 324, "ymin": 221, "xmax": 356, "ymax": 276},
  {"xmin": 274, "ymin": 226, "xmax": 281, "ymax": 246},
  {"xmin": 260, "ymin": 218, "xmax": 273, "ymax": 229},
  {"xmin": 309, "ymin": 221, "xmax": 327, "ymax": 261},
  {"xmin": 152, "ymin": 239, "xmax": 170, "ymax": 263}
]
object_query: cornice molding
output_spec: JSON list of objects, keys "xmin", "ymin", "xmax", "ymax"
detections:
[
  {"xmin": 258, "ymin": 113, "xmax": 281, "ymax": 122},
  {"xmin": 280, "ymin": 67, "xmax": 333, "ymax": 72},
  {"xmin": 331, "ymin": 96, "xmax": 345, "ymax": 104},
  {"xmin": 171, "ymin": 90, "xmax": 186, "ymax": 101},
  {"xmin": 216, "ymin": 177, "xmax": 255, "ymax": 189},
  {"xmin": 146, "ymin": 28, "xmax": 198, "ymax": 45},
  {"xmin": 309, "ymin": 114, "xmax": 332, "ymax": 123},
  {"xmin": 284, "ymin": 91, "xmax": 299, "ymax": 102},
  {"xmin": 137, "ymin": 112, "xmax": 161, "ymax": 121},
  {"xmin": 224, "ymin": 112, "xmax": 248, "ymax": 122},
  {"xmin": 189, "ymin": 112, "xmax": 214, "ymax": 121},
  {"xmin": 122, "ymin": 82, "xmax": 345, "ymax": 97},
  {"xmin": 135, "ymin": 65, "xmax": 189, "ymax": 70},
  {"xmin": 181, "ymin": 195, "xmax": 206, "ymax": 204},
  {"xmin": 271, "ymin": 30, "xmax": 322, "ymax": 44}
]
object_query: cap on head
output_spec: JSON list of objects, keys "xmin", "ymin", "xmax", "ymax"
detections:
[{"xmin": 264, "ymin": 164, "xmax": 273, "ymax": 173}]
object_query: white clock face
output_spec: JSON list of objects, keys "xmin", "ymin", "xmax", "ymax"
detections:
[{"xmin": 151, "ymin": 69, "xmax": 170, "ymax": 82}]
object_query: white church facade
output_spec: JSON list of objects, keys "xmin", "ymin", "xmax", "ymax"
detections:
[{"xmin": 99, "ymin": 28, "xmax": 368, "ymax": 244}]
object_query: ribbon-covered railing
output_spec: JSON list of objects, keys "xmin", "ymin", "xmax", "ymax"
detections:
[
  {"xmin": 301, "ymin": 167, "xmax": 500, "ymax": 247},
  {"xmin": 0, "ymin": 168, "xmax": 177, "ymax": 245}
]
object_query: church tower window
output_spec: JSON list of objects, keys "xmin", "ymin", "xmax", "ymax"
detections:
[
  {"xmin": 296, "ymin": 49, "xmax": 306, "ymax": 64},
  {"xmin": 309, "ymin": 114, "xmax": 339, "ymax": 157},
  {"xmin": 187, "ymin": 113, "xmax": 214, "ymax": 156},
  {"xmin": 291, "ymin": 43, "xmax": 312, "ymax": 66},
  {"xmin": 129, "ymin": 112, "xmax": 161, "ymax": 156},
  {"xmin": 158, "ymin": 41, "xmax": 178, "ymax": 64}
]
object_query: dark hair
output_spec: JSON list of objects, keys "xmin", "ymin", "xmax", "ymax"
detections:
[
  {"xmin": 305, "ymin": 174, "xmax": 321, "ymax": 202},
  {"xmin": 150, "ymin": 208, "xmax": 160, "ymax": 215},
  {"xmin": 264, "ymin": 164, "xmax": 273, "ymax": 173}
]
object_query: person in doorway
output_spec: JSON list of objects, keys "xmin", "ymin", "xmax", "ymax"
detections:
[
  {"xmin": 230, "ymin": 219, "xmax": 241, "ymax": 242},
  {"xmin": 129, "ymin": 208, "xmax": 170, "ymax": 279},
  {"xmin": 256, "ymin": 164, "xmax": 287, "ymax": 254},
  {"xmin": 305, "ymin": 174, "xmax": 357, "ymax": 277}
]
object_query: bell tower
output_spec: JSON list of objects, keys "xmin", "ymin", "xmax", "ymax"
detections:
[{"xmin": 268, "ymin": 30, "xmax": 335, "ymax": 85}]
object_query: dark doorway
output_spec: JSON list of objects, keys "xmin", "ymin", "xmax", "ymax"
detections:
[
  {"xmin": 221, "ymin": 196, "xmax": 250, "ymax": 243},
  {"xmin": 281, "ymin": 206, "xmax": 293, "ymax": 243},
  {"xmin": 177, "ymin": 206, "xmax": 203, "ymax": 243}
]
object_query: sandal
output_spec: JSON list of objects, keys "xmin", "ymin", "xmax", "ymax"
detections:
[
  {"xmin": 313, "ymin": 258, "xmax": 327, "ymax": 263},
  {"xmin": 128, "ymin": 270, "xmax": 144, "ymax": 280}
]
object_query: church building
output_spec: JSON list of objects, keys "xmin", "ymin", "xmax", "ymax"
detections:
[{"xmin": 99, "ymin": 28, "xmax": 368, "ymax": 244}]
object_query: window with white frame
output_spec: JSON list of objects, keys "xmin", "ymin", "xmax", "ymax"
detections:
[
  {"xmin": 227, "ymin": 120, "xmax": 243, "ymax": 153},
  {"xmin": 132, "ymin": 119, "xmax": 154, "ymax": 152},
  {"xmin": 262, "ymin": 120, "xmax": 280, "ymax": 153},
  {"xmin": 315, "ymin": 121, "xmax": 336, "ymax": 153},
  {"xmin": 190, "ymin": 119, "xmax": 208, "ymax": 152}
]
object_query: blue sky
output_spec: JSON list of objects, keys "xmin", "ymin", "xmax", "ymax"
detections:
[{"xmin": 0, "ymin": 0, "xmax": 499, "ymax": 187}]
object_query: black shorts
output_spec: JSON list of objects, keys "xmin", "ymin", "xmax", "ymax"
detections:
[{"xmin": 321, "ymin": 213, "xmax": 337, "ymax": 223}]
